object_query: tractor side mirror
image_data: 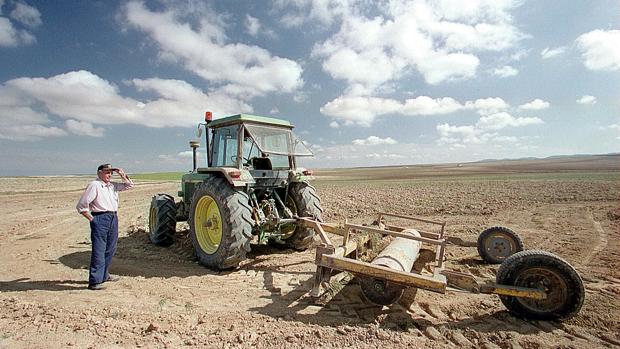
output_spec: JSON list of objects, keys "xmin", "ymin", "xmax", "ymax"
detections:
[{"xmin": 196, "ymin": 124, "xmax": 203, "ymax": 138}]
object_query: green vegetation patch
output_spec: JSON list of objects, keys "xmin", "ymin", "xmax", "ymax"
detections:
[{"xmin": 130, "ymin": 172, "xmax": 184, "ymax": 181}]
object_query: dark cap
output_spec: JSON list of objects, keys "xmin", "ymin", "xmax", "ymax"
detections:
[{"xmin": 97, "ymin": 163, "xmax": 118, "ymax": 172}]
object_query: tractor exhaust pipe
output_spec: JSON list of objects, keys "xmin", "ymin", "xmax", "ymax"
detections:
[
  {"xmin": 359, "ymin": 229, "xmax": 422, "ymax": 305},
  {"xmin": 190, "ymin": 140, "xmax": 200, "ymax": 171}
]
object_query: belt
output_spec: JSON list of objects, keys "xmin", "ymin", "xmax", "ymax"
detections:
[{"xmin": 92, "ymin": 211, "xmax": 117, "ymax": 216}]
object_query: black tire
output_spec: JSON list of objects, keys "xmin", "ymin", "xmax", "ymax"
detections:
[
  {"xmin": 283, "ymin": 182, "xmax": 323, "ymax": 250},
  {"xmin": 188, "ymin": 177, "xmax": 253, "ymax": 270},
  {"xmin": 149, "ymin": 194, "xmax": 177, "ymax": 246},
  {"xmin": 360, "ymin": 278, "xmax": 404, "ymax": 306},
  {"xmin": 496, "ymin": 250, "xmax": 585, "ymax": 320},
  {"xmin": 477, "ymin": 226, "xmax": 524, "ymax": 264}
]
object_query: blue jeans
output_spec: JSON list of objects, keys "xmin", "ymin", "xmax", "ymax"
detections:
[{"xmin": 89, "ymin": 212, "xmax": 118, "ymax": 285}]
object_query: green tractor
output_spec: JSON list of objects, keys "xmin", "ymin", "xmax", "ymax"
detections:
[{"xmin": 148, "ymin": 112, "xmax": 323, "ymax": 270}]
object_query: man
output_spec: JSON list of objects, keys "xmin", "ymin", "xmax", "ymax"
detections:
[{"xmin": 76, "ymin": 164, "xmax": 134, "ymax": 290}]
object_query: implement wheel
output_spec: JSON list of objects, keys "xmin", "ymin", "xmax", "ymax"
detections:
[
  {"xmin": 496, "ymin": 250, "xmax": 585, "ymax": 320},
  {"xmin": 477, "ymin": 226, "xmax": 523, "ymax": 264},
  {"xmin": 149, "ymin": 194, "xmax": 177, "ymax": 246},
  {"xmin": 282, "ymin": 182, "xmax": 323, "ymax": 250},
  {"xmin": 189, "ymin": 177, "xmax": 253, "ymax": 270}
]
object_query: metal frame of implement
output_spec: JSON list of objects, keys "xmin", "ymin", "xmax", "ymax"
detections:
[{"xmin": 300, "ymin": 212, "xmax": 547, "ymax": 301}]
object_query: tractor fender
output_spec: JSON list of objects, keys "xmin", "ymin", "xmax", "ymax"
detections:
[
  {"xmin": 289, "ymin": 168, "xmax": 315, "ymax": 183},
  {"xmin": 196, "ymin": 167, "xmax": 255, "ymax": 187}
]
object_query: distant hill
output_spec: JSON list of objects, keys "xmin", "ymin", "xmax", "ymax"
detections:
[
  {"xmin": 467, "ymin": 153, "xmax": 619, "ymax": 172},
  {"xmin": 315, "ymin": 153, "xmax": 619, "ymax": 180},
  {"xmin": 476, "ymin": 153, "xmax": 619, "ymax": 164}
]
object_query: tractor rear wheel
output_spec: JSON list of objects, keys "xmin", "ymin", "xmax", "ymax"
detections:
[
  {"xmin": 189, "ymin": 177, "xmax": 253, "ymax": 270},
  {"xmin": 477, "ymin": 226, "xmax": 523, "ymax": 264},
  {"xmin": 283, "ymin": 182, "xmax": 323, "ymax": 250},
  {"xmin": 149, "ymin": 194, "xmax": 177, "ymax": 246},
  {"xmin": 496, "ymin": 250, "xmax": 584, "ymax": 320}
]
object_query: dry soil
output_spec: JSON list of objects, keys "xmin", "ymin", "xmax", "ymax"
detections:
[{"xmin": 0, "ymin": 157, "xmax": 619, "ymax": 348}]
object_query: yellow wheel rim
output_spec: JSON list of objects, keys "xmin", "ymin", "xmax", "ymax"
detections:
[
  {"xmin": 194, "ymin": 195, "xmax": 222, "ymax": 254},
  {"xmin": 149, "ymin": 205, "xmax": 156, "ymax": 232}
]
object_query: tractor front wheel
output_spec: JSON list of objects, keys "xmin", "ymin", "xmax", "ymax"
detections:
[
  {"xmin": 283, "ymin": 182, "xmax": 323, "ymax": 250},
  {"xmin": 149, "ymin": 194, "xmax": 177, "ymax": 246},
  {"xmin": 496, "ymin": 250, "xmax": 584, "ymax": 320},
  {"xmin": 189, "ymin": 177, "xmax": 253, "ymax": 270}
]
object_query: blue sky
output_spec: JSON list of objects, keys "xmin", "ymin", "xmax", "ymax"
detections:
[{"xmin": 0, "ymin": 0, "xmax": 618, "ymax": 175}]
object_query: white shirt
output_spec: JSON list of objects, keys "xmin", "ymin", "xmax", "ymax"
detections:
[{"xmin": 76, "ymin": 178, "xmax": 134, "ymax": 213}]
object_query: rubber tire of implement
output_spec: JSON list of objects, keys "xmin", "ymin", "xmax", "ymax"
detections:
[
  {"xmin": 189, "ymin": 177, "xmax": 253, "ymax": 270},
  {"xmin": 283, "ymin": 182, "xmax": 323, "ymax": 250},
  {"xmin": 477, "ymin": 226, "xmax": 524, "ymax": 264},
  {"xmin": 149, "ymin": 194, "xmax": 177, "ymax": 246},
  {"xmin": 496, "ymin": 250, "xmax": 585, "ymax": 321}
]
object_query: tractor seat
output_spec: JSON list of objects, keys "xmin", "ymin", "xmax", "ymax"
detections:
[{"xmin": 251, "ymin": 157, "xmax": 272, "ymax": 170}]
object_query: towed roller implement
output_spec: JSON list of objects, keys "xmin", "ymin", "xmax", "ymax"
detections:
[{"xmin": 302, "ymin": 212, "xmax": 585, "ymax": 321}]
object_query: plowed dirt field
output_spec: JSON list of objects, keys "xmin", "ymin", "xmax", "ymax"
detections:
[{"xmin": 1, "ymin": 157, "xmax": 619, "ymax": 348}]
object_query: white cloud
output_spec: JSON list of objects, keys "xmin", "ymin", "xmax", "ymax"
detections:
[
  {"xmin": 493, "ymin": 65, "xmax": 518, "ymax": 77},
  {"xmin": 493, "ymin": 135, "xmax": 518, "ymax": 143},
  {"xmin": 7, "ymin": 71, "xmax": 141, "ymax": 125},
  {"xmin": 0, "ymin": 16, "xmax": 34, "ymax": 47},
  {"xmin": 293, "ymin": 92, "xmax": 308, "ymax": 103},
  {"xmin": 0, "ymin": 70, "xmax": 253, "ymax": 141},
  {"xmin": 0, "ymin": 85, "xmax": 67, "ymax": 141},
  {"xmin": 518, "ymin": 98, "xmax": 550, "ymax": 110},
  {"xmin": 329, "ymin": 121, "xmax": 339, "ymax": 128},
  {"xmin": 178, "ymin": 150, "xmax": 196, "ymax": 158},
  {"xmin": 10, "ymin": 1, "xmax": 41, "ymax": 28},
  {"xmin": 476, "ymin": 112, "xmax": 543, "ymax": 130},
  {"xmin": 158, "ymin": 150, "xmax": 203, "ymax": 163},
  {"xmin": 0, "ymin": 1, "xmax": 40, "ymax": 47},
  {"xmin": 416, "ymin": 53, "xmax": 479, "ymax": 85},
  {"xmin": 65, "ymin": 120, "xmax": 105, "ymax": 137},
  {"xmin": 540, "ymin": 46, "xmax": 566, "ymax": 59},
  {"xmin": 320, "ymin": 95, "xmax": 402, "ymax": 126},
  {"xmin": 510, "ymin": 49, "xmax": 528, "ymax": 61},
  {"xmin": 275, "ymin": 0, "xmax": 351, "ymax": 28},
  {"xmin": 245, "ymin": 15, "xmax": 260, "ymax": 36},
  {"xmin": 366, "ymin": 153, "xmax": 405, "ymax": 159},
  {"xmin": 269, "ymin": 107, "xmax": 279, "ymax": 114},
  {"xmin": 465, "ymin": 97, "xmax": 510, "ymax": 115},
  {"xmin": 352, "ymin": 136, "xmax": 397, "ymax": 145},
  {"xmin": 311, "ymin": 0, "xmax": 525, "ymax": 91},
  {"xmin": 576, "ymin": 95, "xmax": 597, "ymax": 105},
  {"xmin": 129, "ymin": 77, "xmax": 252, "ymax": 127},
  {"xmin": 0, "ymin": 124, "xmax": 67, "ymax": 141},
  {"xmin": 123, "ymin": 1, "xmax": 303, "ymax": 98},
  {"xmin": 601, "ymin": 124, "xmax": 620, "ymax": 131},
  {"xmin": 576, "ymin": 29, "xmax": 620, "ymax": 72},
  {"xmin": 402, "ymin": 96, "xmax": 464, "ymax": 115},
  {"xmin": 437, "ymin": 123, "xmax": 483, "ymax": 144},
  {"xmin": 321, "ymin": 95, "xmax": 510, "ymax": 125},
  {"xmin": 437, "ymin": 110, "xmax": 543, "ymax": 146}
]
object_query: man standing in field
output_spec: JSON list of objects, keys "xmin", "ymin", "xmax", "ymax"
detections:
[{"xmin": 76, "ymin": 164, "xmax": 134, "ymax": 290}]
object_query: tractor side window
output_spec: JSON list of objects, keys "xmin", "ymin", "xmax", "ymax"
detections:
[
  {"xmin": 243, "ymin": 136, "xmax": 261, "ymax": 161},
  {"xmin": 212, "ymin": 126, "xmax": 239, "ymax": 167}
]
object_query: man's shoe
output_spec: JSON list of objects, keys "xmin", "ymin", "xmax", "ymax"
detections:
[
  {"xmin": 105, "ymin": 275, "xmax": 120, "ymax": 282},
  {"xmin": 88, "ymin": 283, "xmax": 106, "ymax": 290}
]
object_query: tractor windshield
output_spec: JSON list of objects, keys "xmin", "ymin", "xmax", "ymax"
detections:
[{"xmin": 244, "ymin": 124, "xmax": 313, "ymax": 157}]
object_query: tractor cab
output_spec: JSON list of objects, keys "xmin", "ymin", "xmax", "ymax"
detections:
[{"xmin": 206, "ymin": 114, "xmax": 313, "ymax": 171}]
